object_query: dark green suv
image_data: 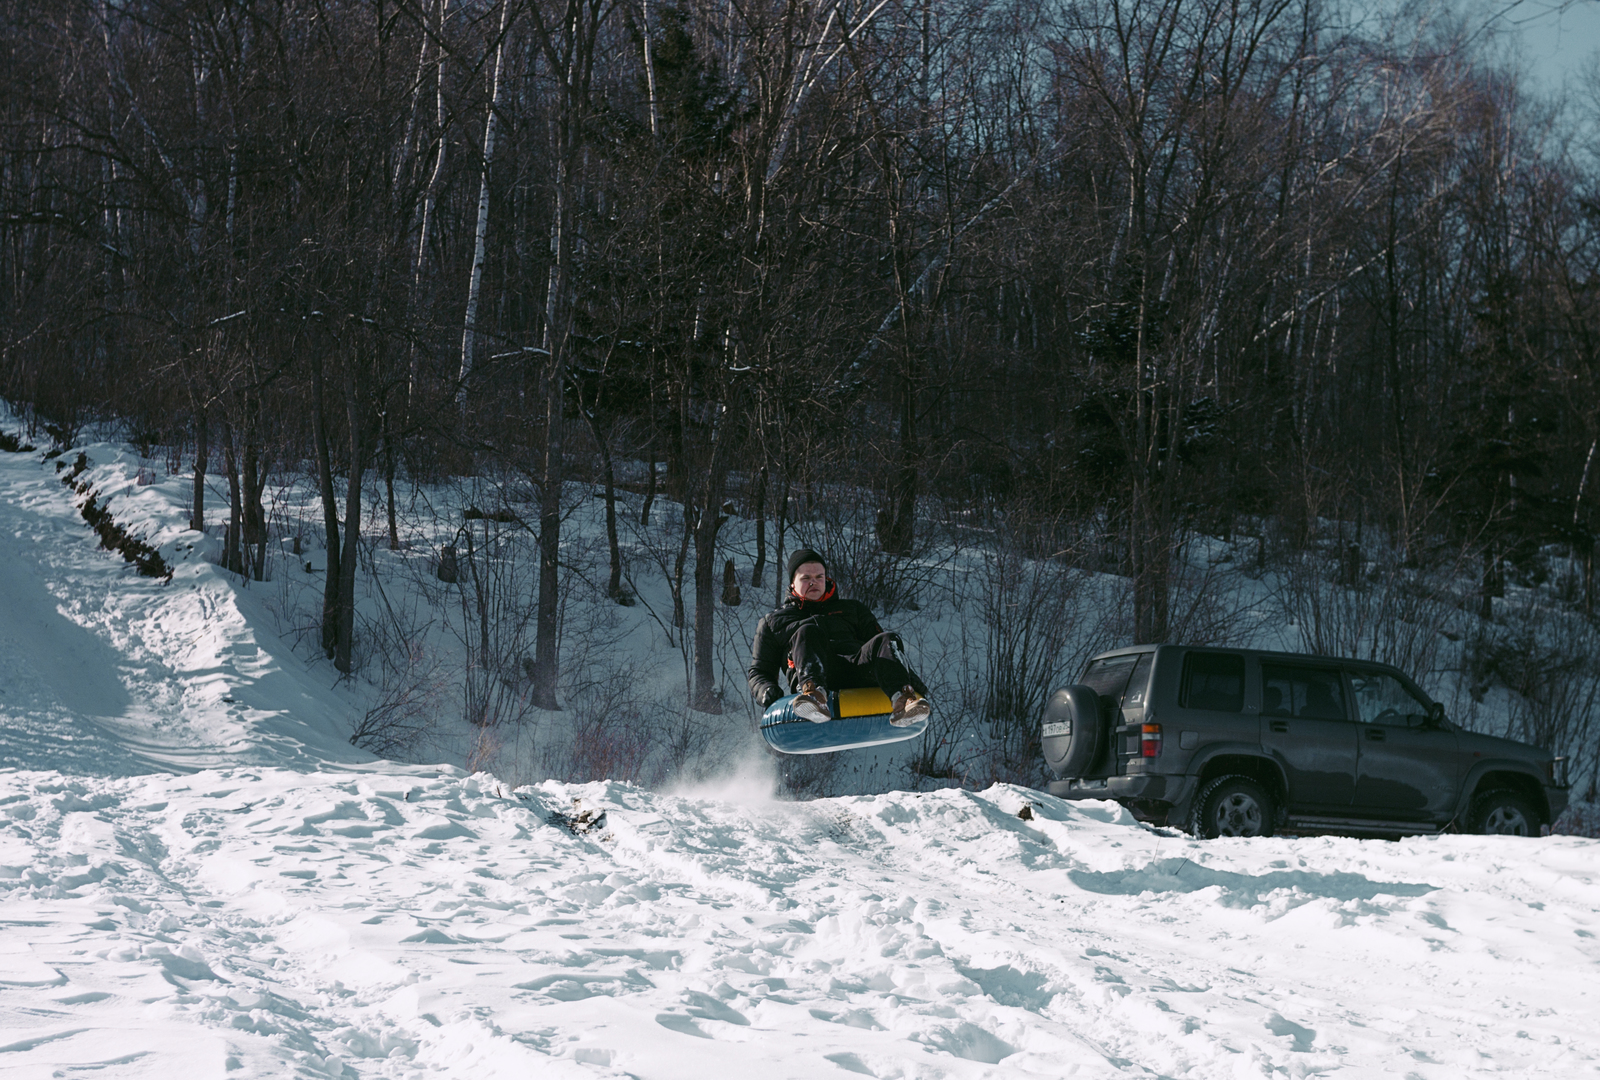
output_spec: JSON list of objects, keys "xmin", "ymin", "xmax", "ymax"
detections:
[{"xmin": 1042, "ymin": 645, "xmax": 1570, "ymax": 838}]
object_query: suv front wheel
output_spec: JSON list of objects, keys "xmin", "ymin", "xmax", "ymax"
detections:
[
  {"xmin": 1468, "ymin": 790, "xmax": 1537, "ymax": 836},
  {"xmin": 1191, "ymin": 775, "xmax": 1276, "ymax": 839}
]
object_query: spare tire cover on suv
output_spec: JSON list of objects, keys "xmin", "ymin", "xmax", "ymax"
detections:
[{"xmin": 1041, "ymin": 684, "xmax": 1103, "ymax": 777}]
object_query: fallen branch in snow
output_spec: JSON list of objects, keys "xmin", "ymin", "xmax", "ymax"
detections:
[{"xmin": 546, "ymin": 800, "xmax": 609, "ymax": 838}]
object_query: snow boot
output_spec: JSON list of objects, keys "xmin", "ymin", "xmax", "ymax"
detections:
[
  {"xmin": 793, "ymin": 681, "xmax": 831, "ymax": 723},
  {"xmin": 890, "ymin": 686, "xmax": 930, "ymax": 727}
]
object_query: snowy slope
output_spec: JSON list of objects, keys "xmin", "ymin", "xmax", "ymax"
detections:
[
  {"xmin": 1, "ymin": 439, "xmax": 1598, "ymax": 1078},
  {"xmin": 0, "ymin": 442, "xmax": 373, "ymax": 776}
]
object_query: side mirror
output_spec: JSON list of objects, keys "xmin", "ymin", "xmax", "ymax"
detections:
[{"xmin": 1426, "ymin": 702, "xmax": 1447, "ymax": 729}]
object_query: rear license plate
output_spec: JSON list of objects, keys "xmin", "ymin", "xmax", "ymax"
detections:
[{"xmin": 1041, "ymin": 720, "xmax": 1071, "ymax": 738}]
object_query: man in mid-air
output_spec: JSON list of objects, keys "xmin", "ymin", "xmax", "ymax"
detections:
[{"xmin": 747, "ymin": 548, "xmax": 931, "ymax": 725}]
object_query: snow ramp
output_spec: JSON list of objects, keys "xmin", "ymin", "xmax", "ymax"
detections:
[{"xmin": 3, "ymin": 771, "xmax": 1599, "ymax": 1078}]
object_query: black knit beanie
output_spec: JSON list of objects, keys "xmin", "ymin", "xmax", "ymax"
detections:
[{"xmin": 786, "ymin": 548, "xmax": 827, "ymax": 584}]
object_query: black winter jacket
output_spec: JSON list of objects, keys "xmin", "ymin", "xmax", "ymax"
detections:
[{"xmin": 747, "ymin": 585, "xmax": 883, "ymax": 708}]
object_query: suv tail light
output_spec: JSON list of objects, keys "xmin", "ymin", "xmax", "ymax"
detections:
[
  {"xmin": 1550, "ymin": 756, "xmax": 1570, "ymax": 787},
  {"xmin": 1140, "ymin": 724, "xmax": 1162, "ymax": 757}
]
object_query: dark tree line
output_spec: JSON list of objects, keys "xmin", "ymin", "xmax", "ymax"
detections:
[{"xmin": 3, "ymin": 0, "xmax": 1599, "ymax": 714}]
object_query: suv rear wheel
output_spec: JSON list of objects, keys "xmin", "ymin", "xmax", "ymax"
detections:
[
  {"xmin": 1468, "ymin": 790, "xmax": 1537, "ymax": 836},
  {"xmin": 1191, "ymin": 775, "xmax": 1275, "ymax": 839}
]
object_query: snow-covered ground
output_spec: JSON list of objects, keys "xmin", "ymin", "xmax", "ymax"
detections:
[{"xmin": 1, "ymin": 438, "xmax": 1598, "ymax": 1078}]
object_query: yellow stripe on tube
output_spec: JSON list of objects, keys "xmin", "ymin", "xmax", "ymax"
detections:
[{"xmin": 836, "ymin": 686, "xmax": 893, "ymax": 718}]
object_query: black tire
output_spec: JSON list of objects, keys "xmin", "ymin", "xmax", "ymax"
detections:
[
  {"xmin": 1468, "ymin": 790, "xmax": 1538, "ymax": 836},
  {"xmin": 1040, "ymin": 685, "xmax": 1103, "ymax": 778},
  {"xmin": 1190, "ymin": 775, "xmax": 1275, "ymax": 839}
]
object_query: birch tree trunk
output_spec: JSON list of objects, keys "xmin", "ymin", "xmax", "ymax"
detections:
[
  {"xmin": 640, "ymin": 0, "xmax": 659, "ymax": 138},
  {"xmin": 409, "ymin": 0, "xmax": 452, "ymax": 404},
  {"xmin": 456, "ymin": 0, "xmax": 513, "ymax": 409}
]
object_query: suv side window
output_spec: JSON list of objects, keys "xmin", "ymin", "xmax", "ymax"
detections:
[
  {"xmin": 1261, "ymin": 664, "xmax": 1347, "ymax": 721},
  {"xmin": 1348, "ymin": 669, "xmax": 1432, "ymax": 727},
  {"xmin": 1179, "ymin": 652, "xmax": 1245, "ymax": 711}
]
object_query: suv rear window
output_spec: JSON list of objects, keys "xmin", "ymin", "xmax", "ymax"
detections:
[
  {"xmin": 1180, "ymin": 652, "xmax": 1245, "ymax": 711},
  {"xmin": 1079, "ymin": 653, "xmax": 1150, "ymax": 708}
]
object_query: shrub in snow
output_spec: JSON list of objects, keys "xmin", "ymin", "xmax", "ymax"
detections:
[
  {"xmin": 0, "ymin": 430, "xmax": 35, "ymax": 453},
  {"xmin": 57, "ymin": 454, "xmax": 172, "ymax": 582},
  {"xmin": 75, "ymin": 490, "xmax": 174, "ymax": 582},
  {"xmin": 1553, "ymin": 802, "xmax": 1600, "ymax": 838}
]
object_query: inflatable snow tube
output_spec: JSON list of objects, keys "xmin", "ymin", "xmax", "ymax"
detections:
[{"xmin": 760, "ymin": 686, "xmax": 929, "ymax": 755}]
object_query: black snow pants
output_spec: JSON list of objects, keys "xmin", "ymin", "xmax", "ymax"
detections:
[{"xmin": 790, "ymin": 625, "xmax": 929, "ymax": 699}]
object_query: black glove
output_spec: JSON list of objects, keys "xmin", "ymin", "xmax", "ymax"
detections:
[{"xmin": 760, "ymin": 688, "xmax": 780, "ymax": 709}]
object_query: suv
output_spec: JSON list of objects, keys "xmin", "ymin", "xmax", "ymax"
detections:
[{"xmin": 1042, "ymin": 645, "xmax": 1570, "ymax": 838}]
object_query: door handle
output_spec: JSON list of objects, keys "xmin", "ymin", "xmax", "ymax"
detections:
[
  {"xmin": 1365, "ymin": 728, "xmax": 1386, "ymax": 741},
  {"xmin": 1270, "ymin": 720, "xmax": 1288, "ymax": 733}
]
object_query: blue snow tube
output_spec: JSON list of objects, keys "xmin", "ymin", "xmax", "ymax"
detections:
[{"xmin": 760, "ymin": 686, "xmax": 929, "ymax": 755}]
